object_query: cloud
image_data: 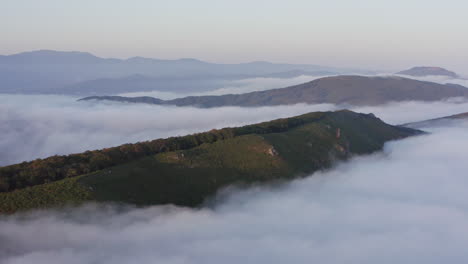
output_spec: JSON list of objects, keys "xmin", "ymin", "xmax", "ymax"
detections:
[
  {"xmin": 1, "ymin": 121, "xmax": 468, "ymax": 263},
  {"xmin": 2, "ymin": 94, "xmax": 468, "ymax": 166},
  {"xmin": 0, "ymin": 94, "xmax": 335, "ymax": 166},
  {"xmin": 390, "ymin": 74, "xmax": 468, "ymax": 88},
  {"xmin": 118, "ymin": 75, "xmax": 330, "ymax": 99},
  {"xmin": 118, "ymin": 74, "xmax": 468, "ymax": 100},
  {"xmin": 351, "ymin": 99, "xmax": 468, "ymax": 125}
]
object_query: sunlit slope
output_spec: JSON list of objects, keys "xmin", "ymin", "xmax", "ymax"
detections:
[{"xmin": 0, "ymin": 110, "xmax": 420, "ymax": 212}]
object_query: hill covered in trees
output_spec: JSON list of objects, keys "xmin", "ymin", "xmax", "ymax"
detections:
[{"xmin": 0, "ymin": 110, "xmax": 421, "ymax": 213}]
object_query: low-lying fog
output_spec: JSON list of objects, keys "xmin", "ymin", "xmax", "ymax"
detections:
[
  {"xmin": 118, "ymin": 74, "xmax": 468, "ymax": 100},
  {"xmin": 1, "ymin": 74, "xmax": 468, "ymax": 263},
  {"xmin": 118, "ymin": 75, "xmax": 328, "ymax": 99},
  {"xmin": 1, "ymin": 92, "xmax": 468, "ymax": 166},
  {"xmin": 1, "ymin": 121, "xmax": 468, "ymax": 263}
]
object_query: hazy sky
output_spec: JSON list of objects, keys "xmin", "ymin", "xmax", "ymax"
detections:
[{"xmin": 2, "ymin": 0, "xmax": 468, "ymax": 72}]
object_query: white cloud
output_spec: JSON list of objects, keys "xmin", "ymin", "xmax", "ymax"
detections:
[
  {"xmin": 389, "ymin": 74, "xmax": 468, "ymax": 88},
  {"xmin": 350, "ymin": 99, "xmax": 468, "ymax": 125},
  {"xmin": 2, "ymin": 94, "xmax": 468, "ymax": 166},
  {"xmin": 0, "ymin": 94, "xmax": 335, "ymax": 166},
  {"xmin": 1, "ymin": 122, "xmax": 468, "ymax": 263},
  {"xmin": 118, "ymin": 75, "xmax": 330, "ymax": 99}
]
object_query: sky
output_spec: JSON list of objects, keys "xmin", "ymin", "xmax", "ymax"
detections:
[{"xmin": 1, "ymin": 0, "xmax": 468, "ymax": 73}]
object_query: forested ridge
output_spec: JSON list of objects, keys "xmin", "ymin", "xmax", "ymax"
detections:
[{"xmin": 0, "ymin": 111, "xmax": 327, "ymax": 192}]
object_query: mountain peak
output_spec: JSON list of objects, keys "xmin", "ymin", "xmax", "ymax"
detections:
[
  {"xmin": 1, "ymin": 50, "xmax": 103, "ymax": 64},
  {"xmin": 396, "ymin": 66, "xmax": 458, "ymax": 78}
]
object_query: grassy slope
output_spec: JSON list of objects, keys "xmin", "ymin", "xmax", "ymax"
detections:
[{"xmin": 0, "ymin": 111, "xmax": 419, "ymax": 213}]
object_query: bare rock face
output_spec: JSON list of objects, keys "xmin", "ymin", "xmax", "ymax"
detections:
[
  {"xmin": 267, "ymin": 147, "xmax": 278, "ymax": 156},
  {"xmin": 397, "ymin": 66, "xmax": 459, "ymax": 78}
]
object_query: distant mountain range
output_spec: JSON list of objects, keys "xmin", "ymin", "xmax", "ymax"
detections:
[
  {"xmin": 397, "ymin": 66, "xmax": 459, "ymax": 78},
  {"xmin": 0, "ymin": 110, "xmax": 420, "ymax": 213},
  {"xmin": 80, "ymin": 75, "xmax": 468, "ymax": 107},
  {"xmin": 0, "ymin": 50, "xmax": 367, "ymax": 95}
]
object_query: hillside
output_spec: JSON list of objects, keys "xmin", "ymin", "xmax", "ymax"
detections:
[
  {"xmin": 80, "ymin": 75, "xmax": 468, "ymax": 107},
  {"xmin": 397, "ymin": 66, "xmax": 459, "ymax": 78},
  {"xmin": 403, "ymin": 111, "xmax": 468, "ymax": 128},
  {"xmin": 0, "ymin": 110, "xmax": 421, "ymax": 213}
]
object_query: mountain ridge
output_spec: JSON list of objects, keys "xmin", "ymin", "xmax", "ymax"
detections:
[
  {"xmin": 79, "ymin": 75, "xmax": 468, "ymax": 107},
  {"xmin": 0, "ymin": 50, "xmax": 369, "ymax": 94},
  {"xmin": 397, "ymin": 66, "xmax": 459, "ymax": 78},
  {"xmin": 0, "ymin": 110, "xmax": 421, "ymax": 213}
]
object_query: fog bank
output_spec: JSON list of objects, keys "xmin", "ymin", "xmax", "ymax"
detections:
[
  {"xmin": 118, "ymin": 75, "xmax": 330, "ymax": 99},
  {"xmin": 1, "ymin": 94, "xmax": 468, "ymax": 166},
  {"xmin": 1, "ymin": 122, "xmax": 468, "ymax": 263}
]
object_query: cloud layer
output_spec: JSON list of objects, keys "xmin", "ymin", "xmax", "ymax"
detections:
[
  {"xmin": 118, "ymin": 75, "xmax": 331, "ymax": 99},
  {"xmin": 118, "ymin": 74, "xmax": 468, "ymax": 100},
  {"xmin": 0, "ymin": 94, "xmax": 336, "ymax": 166},
  {"xmin": 1, "ymin": 122, "xmax": 468, "ymax": 264},
  {"xmin": 2, "ymin": 93, "xmax": 468, "ymax": 166},
  {"xmin": 394, "ymin": 74, "xmax": 468, "ymax": 88}
]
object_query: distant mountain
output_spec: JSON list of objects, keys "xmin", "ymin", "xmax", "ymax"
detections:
[
  {"xmin": 403, "ymin": 111, "xmax": 468, "ymax": 128},
  {"xmin": 0, "ymin": 50, "xmax": 366, "ymax": 94},
  {"xmin": 0, "ymin": 50, "xmax": 113, "ymax": 64},
  {"xmin": 58, "ymin": 70, "xmax": 339, "ymax": 96},
  {"xmin": 80, "ymin": 75, "xmax": 468, "ymax": 107},
  {"xmin": 0, "ymin": 110, "xmax": 420, "ymax": 213},
  {"xmin": 57, "ymin": 74, "xmax": 231, "ymax": 95},
  {"xmin": 397, "ymin": 66, "xmax": 459, "ymax": 78}
]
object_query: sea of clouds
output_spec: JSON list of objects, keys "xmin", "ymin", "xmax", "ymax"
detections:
[
  {"xmin": 2, "ymin": 74, "xmax": 468, "ymax": 263},
  {"xmin": 117, "ymin": 74, "xmax": 468, "ymax": 100},
  {"xmin": 1, "ymin": 121, "xmax": 468, "ymax": 263},
  {"xmin": 118, "ymin": 75, "xmax": 330, "ymax": 99},
  {"xmin": 1, "ymin": 92, "xmax": 468, "ymax": 166}
]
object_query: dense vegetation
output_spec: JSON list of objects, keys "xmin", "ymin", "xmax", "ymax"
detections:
[
  {"xmin": 0, "ymin": 110, "xmax": 421, "ymax": 212},
  {"xmin": 0, "ymin": 175, "xmax": 93, "ymax": 213},
  {"xmin": 0, "ymin": 111, "xmax": 325, "ymax": 192}
]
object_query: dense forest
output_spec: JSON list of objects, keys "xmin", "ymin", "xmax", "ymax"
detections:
[{"xmin": 0, "ymin": 112, "xmax": 327, "ymax": 192}]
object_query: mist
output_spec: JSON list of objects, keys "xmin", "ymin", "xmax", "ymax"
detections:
[
  {"xmin": 118, "ymin": 75, "xmax": 333, "ymax": 99},
  {"xmin": 118, "ymin": 74, "xmax": 468, "ymax": 100},
  {"xmin": 0, "ymin": 94, "xmax": 335, "ymax": 166},
  {"xmin": 2, "ymin": 93, "xmax": 468, "ymax": 166},
  {"xmin": 393, "ymin": 74, "xmax": 468, "ymax": 88},
  {"xmin": 2, "ymin": 77, "xmax": 468, "ymax": 263},
  {"xmin": 2, "ymin": 121, "xmax": 468, "ymax": 263}
]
